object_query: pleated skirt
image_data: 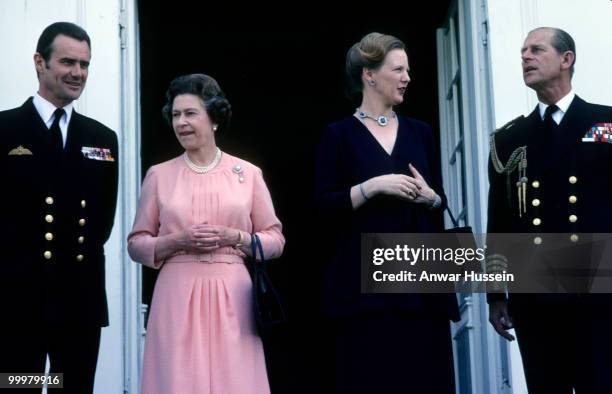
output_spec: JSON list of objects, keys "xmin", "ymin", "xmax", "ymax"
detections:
[{"xmin": 141, "ymin": 262, "xmax": 269, "ymax": 394}]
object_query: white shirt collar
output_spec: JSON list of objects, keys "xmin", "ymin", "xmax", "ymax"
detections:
[
  {"xmin": 32, "ymin": 93, "xmax": 74, "ymax": 127},
  {"xmin": 538, "ymin": 90, "xmax": 575, "ymax": 124}
]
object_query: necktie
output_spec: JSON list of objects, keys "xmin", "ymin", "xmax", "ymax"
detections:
[
  {"xmin": 50, "ymin": 108, "xmax": 65, "ymax": 153},
  {"xmin": 543, "ymin": 104, "xmax": 559, "ymax": 138}
]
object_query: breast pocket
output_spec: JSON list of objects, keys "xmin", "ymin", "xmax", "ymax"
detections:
[
  {"xmin": 84, "ymin": 156, "xmax": 114, "ymax": 174},
  {"xmin": 5, "ymin": 155, "xmax": 39, "ymax": 185},
  {"xmin": 577, "ymin": 142, "xmax": 612, "ymax": 168},
  {"xmin": 574, "ymin": 142, "xmax": 612, "ymax": 200}
]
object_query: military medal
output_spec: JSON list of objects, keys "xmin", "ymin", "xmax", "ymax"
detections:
[
  {"xmin": 582, "ymin": 123, "xmax": 612, "ymax": 142},
  {"xmin": 82, "ymin": 146, "xmax": 115, "ymax": 161}
]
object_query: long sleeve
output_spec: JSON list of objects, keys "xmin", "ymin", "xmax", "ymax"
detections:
[
  {"xmin": 426, "ymin": 126, "xmax": 448, "ymax": 211},
  {"xmin": 99, "ymin": 131, "xmax": 119, "ymax": 244},
  {"xmin": 422, "ymin": 125, "xmax": 447, "ymax": 230},
  {"xmin": 486, "ymin": 153, "xmax": 512, "ymax": 302},
  {"xmin": 251, "ymin": 167, "xmax": 285, "ymax": 260},
  {"xmin": 315, "ymin": 126, "xmax": 353, "ymax": 222},
  {"xmin": 486, "ymin": 154, "xmax": 513, "ymax": 234},
  {"xmin": 128, "ymin": 166, "xmax": 163, "ymax": 269}
]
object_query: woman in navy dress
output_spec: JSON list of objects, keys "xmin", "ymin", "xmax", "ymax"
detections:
[{"xmin": 315, "ymin": 32, "xmax": 459, "ymax": 393}]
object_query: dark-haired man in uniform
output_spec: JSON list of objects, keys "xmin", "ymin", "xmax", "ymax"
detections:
[{"xmin": 0, "ymin": 22, "xmax": 118, "ymax": 393}]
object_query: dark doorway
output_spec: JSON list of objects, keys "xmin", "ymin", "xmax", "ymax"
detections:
[{"xmin": 138, "ymin": 5, "xmax": 450, "ymax": 392}]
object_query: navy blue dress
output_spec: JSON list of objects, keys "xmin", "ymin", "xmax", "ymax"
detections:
[{"xmin": 315, "ymin": 115, "xmax": 458, "ymax": 393}]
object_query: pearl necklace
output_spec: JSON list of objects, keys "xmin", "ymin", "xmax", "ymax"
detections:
[
  {"xmin": 356, "ymin": 108, "xmax": 396, "ymax": 126},
  {"xmin": 183, "ymin": 148, "xmax": 222, "ymax": 174}
]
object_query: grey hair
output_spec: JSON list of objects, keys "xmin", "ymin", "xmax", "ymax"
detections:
[{"xmin": 531, "ymin": 27, "xmax": 576, "ymax": 78}]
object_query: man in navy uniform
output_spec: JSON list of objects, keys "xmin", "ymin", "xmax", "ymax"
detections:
[
  {"xmin": 0, "ymin": 22, "xmax": 118, "ymax": 393},
  {"xmin": 487, "ymin": 27, "xmax": 612, "ymax": 393}
]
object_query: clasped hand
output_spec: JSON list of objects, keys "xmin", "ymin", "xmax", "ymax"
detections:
[
  {"xmin": 373, "ymin": 164, "xmax": 437, "ymax": 205},
  {"xmin": 179, "ymin": 223, "xmax": 236, "ymax": 253}
]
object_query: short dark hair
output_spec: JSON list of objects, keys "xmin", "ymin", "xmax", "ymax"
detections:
[
  {"xmin": 162, "ymin": 74, "xmax": 232, "ymax": 131},
  {"xmin": 36, "ymin": 22, "xmax": 91, "ymax": 62},
  {"xmin": 345, "ymin": 32, "xmax": 406, "ymax": 101},
  {"xmin": 531, "ymin": 27, "xmax": 576, "ymax": 78},
  {"xmin": 550, "ymin": 28, "xmax": 576, "ymax": 78}
]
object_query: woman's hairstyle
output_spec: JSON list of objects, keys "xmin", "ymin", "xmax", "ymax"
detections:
[
  {"xmin": 162, "ymin": 73, "xmax": 232, "ymax": 131},
  {"xmin": 345, "ymin": 32, "xmax": 406, "ymax": 101}
]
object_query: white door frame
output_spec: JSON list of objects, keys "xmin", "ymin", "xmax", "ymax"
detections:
[
  {"xmin": 436, "ymin": 0, "xmax": 512, "ymax": 393},
  {"xmin": 118, "ymin": 0, "xmax": 143, "ymax": 392}
]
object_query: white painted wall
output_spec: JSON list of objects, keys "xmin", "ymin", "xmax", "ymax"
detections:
[
  {"xmin": 0, "ymin": 1, "xmax": 128, "ymax": 393},
  {"xmin": 486, "ymin": 1, "xmax": 612, "ymax": 393},
  {"xmin": 488, "ymin": 0, "xmax": 612, "ymax": 125}
]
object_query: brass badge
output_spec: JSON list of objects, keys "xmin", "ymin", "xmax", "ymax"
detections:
[{"xmin": 8, "ymin": 145, "xmax": 33, "ymax": 155}]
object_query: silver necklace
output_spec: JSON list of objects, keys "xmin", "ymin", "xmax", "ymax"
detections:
[
  {"xmin": 356, "ymin": 108, "xmax": 396, "ymax": 126},
  {"xmin": 183, "ymin": 148, "xmax": 222, "ymax": 173}
]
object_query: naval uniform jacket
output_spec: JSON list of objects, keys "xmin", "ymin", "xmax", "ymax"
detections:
[
  {"xmin": 0, "ymin": 97, "xmax": 118, "ymax": 327},
  {"xmin": 486, "ymin": 95, "xmax": 612, "ymax": 308}
]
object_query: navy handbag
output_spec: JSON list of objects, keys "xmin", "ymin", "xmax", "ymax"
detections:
[{"xmin": 249, "ymin": 233, "xmax": 287, "ymax": 331}]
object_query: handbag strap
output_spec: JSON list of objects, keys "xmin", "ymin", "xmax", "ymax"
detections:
[
  {"xmin": 445, "ymin": 206, "xmax": 460, "ymax": 228},
  {"xmin": 250, "ymin": 233, "xmax": 266, "ymax": 265},
  {"xmin": 250, "ymin": 233, "xmax": 269, "ymax": 293}
]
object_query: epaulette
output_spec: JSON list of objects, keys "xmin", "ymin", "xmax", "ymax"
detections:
[
  {"xmin": 489, "ymin": 115, "xmax": 528, "ymax": 216},
  {"xmin": 493, "ymin": 115, "xmax": 524, "ymax": 134}
]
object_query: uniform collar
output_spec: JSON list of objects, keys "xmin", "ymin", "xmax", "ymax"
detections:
[
  {"xmin": 538, "ymin": 90, "xmax": 575, "ymax": 124},
  {"xmin": 32, "ymin": 93, "xmax": 74, "ymax": 126}
]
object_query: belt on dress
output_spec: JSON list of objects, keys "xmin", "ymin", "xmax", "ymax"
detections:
[{"xmin": 165, "ymin": 253, "xmax": 245, "ymax": 264}]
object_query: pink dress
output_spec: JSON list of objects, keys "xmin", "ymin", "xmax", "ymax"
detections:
[{"xmin": 128, "ymin": 152, "xmax": 284, "ymax": 394}]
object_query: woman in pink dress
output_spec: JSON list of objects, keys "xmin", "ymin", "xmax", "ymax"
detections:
[{"xmin": 128, "ymin": 74, "xmax": 285, "ymax": 394}]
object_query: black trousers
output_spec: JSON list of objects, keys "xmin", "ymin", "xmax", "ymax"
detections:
[
  {"xmin": 329, "ymin": 311, "xmax": 455, "ymax": 394},
  {"xmin": 0, "ymin": 320, "xmax": 101, "ymax": 394},
  {"xmin": 512, "ymin": 296, "xmax": 612, "ymax": 394}
]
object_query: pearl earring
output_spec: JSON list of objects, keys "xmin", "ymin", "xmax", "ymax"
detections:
[{"xmin": 213, "ymin": 126, "xmax": 218, "ymax": 132}]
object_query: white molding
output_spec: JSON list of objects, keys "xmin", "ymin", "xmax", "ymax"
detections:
[
  {"xmin": 75, "ymin": 0, "xmax": 88, "ymax": 115},
  {"xmin": 118, "ymin": 0, "xmax": 142, "ymax": 392}
]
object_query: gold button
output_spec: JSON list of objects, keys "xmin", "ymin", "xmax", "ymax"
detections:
[
  {"xmin": 533, "ymin": 236, "xmax": 543, "ymax": 245},
  {"xmin": 570, "ymin": 234, "xmax": 579, "ymax": 243},
  {"xmin": 45, "ymin": 197, "xmax": 54, "ymax": 205},
  {"xmin": 81, "ymin": 200, "xmax": 87, "ymax": 208},
  {"xmin": 532, "ymin": 199, "xmax": 540, "ymax": 207},
  {"xmin": 45, "ymin": 214, "xmax": 54, "ymax": 223},
  {"xmin": 45, "ymin": 232, "xmax": 53, "ymax": 241},
  {"xmin": 79, "ymin": 218, "xmax": 86, "ymax": 226},
  {"xmin": 569, "ymin": 195, "xmax": 577, "ymax": 204},
  {"xmin": 569, "ymin": 176, "xmax": 577, "ymax": 184},
  {"xmin": 44, "ymin": 251, "xmax": 52, "ymax": 259},
  {"xmin": 569, "ymin": 215, "xmax": 578, "ymax": 223},
  {"xmin": 76, "ymin": 254, "xmax": 84, "ymax": 262},
  {"xmin": 533, "ymin": 218, "xmax": 541, "ymax": 226},
  {"xmin": 78, "ymin": 236, "xmax": 84, "ymax": 244},
  {"xmin": 531, "ymin": 180, "xmax": 540, "ymax": 188}
]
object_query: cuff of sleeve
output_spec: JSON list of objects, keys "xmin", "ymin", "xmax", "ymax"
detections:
[
  {"xmin": 430, "ymin": 194, "xmax": 442, "ymax": 209},
  {"xmin": 128, "ymin": 236, "xmax": 163, "ymax": 269}
]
